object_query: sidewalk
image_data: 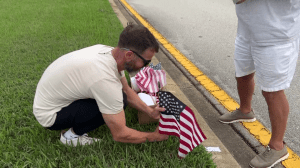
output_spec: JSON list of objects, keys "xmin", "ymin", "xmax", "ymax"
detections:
[{"xmin": 109, "ymin": 0, "xmax": 241, "ymax": 167}]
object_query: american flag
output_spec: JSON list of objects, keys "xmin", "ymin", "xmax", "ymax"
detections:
[
  {"xmin": 158, "ymin": 91, "xmax": 207, "ymax": 158},
  {"xmin": 135, "ymin": 67, "xmax": 166, "ymax": 94}
]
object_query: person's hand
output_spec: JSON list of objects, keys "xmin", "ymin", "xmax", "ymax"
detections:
[
  {"xmin": 149, "ymin": 104, "xmax": 165, "ymax": 120},
  {"xmin": 153, "ymin": 126, "xmax": 169, "ymax": 142}
]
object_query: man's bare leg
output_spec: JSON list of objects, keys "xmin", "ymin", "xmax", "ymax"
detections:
[
  {"xmin": 237, "ymin": 73, "xmax": 255, "ymax": 113},
  {"xmin": 262, "ymin": 90, "xmax": 289, "ymax": 150}
]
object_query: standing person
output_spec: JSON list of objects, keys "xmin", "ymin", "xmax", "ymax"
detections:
[
  {"xmin": 219, "ymin": 0, "xmax": 300, "ymax": 167},
  {"xmin": 33, "ymin": 24, "xmax": 168, "ymax": 146}
]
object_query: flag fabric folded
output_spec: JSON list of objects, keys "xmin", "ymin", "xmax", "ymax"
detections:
[
  {"xmin": 158, "ymin": 91, "xmax": 207, "ymax": 158},
  {"xmin": 135, "ymin": 66, "xmax": 166, "ymax": 94}
]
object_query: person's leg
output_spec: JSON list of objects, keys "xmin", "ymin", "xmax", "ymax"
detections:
[
  {"xmin": 219, "ymin": 35, "xmax": 256, "ymax": 123},
  {"xmin": 48, "ymin": 91, "xmax": 128, "ymax": 146},
  {"xmin": 250, "ymin": 90, "xmax": 290, "ymax": 167},
  {"xmin": 253, "ymin": 38, "xmax": 299, "ymax": 150},
  {"xmin": 249, "ymin": 38, "xmax": 299, "ymax": 168},
  {"xmin": 47, "ymin": 99, "xmax": 104, "ymax": 133},
  {"xmin": 262, "ymin": 90, "xmax": 289, "ymax": 150},
  {"xmin": 71, "ymin": 99, "xmax": 106, "ymax": 135},
  {"xmin": 237, "ymin": 72, "xmax": 255, "ymax": 113},
  {"xmin": 46, "ymin": 98, "xmax": 103, "ymax": 145},
  {"xmin": 234, "ymin": 35, "xmax": 255, "ymax": 114},
  {"xmin": 48, "ymin": 91, "xmax": 128, "ymax": 135},
  {"xmin": 74, "ymin": 91, "xmax": 128, "ymax": 135},
  {"xmin": 219, "ymin": 74, "xmax": 256, "ymax": 123}
]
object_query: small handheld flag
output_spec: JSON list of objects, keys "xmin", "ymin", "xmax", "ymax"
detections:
[{"xmin": 158, "ymin": 91, "xmax": 207, "ymax": 158}]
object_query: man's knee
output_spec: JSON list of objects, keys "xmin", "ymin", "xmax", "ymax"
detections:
[
  {"xmin": 262, "ymin": 90, "xmax": 284, "ymax": 99},
  {"xmin": 236, "ymin": 73, "xmax": 255, "ymax": 82}
]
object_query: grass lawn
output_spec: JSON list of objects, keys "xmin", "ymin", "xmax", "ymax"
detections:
[{"xmin": 0, "ymin": 0, "xmax": 216, "ymax": 167}]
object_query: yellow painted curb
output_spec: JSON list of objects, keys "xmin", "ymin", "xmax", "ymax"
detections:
[{"xmin": 119, "ymin": 0, "xmax": 300, "ymax": 167}]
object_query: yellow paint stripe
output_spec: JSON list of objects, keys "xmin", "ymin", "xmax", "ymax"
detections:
[{"xmin": 119, "ymin": 0, "xmax": 300, "ymax": 167}]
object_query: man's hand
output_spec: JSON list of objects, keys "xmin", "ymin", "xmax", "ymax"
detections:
[
  {"xmin": 121, "ymin": 77, "xmax": 165, "ymax": 119},
  {"xmin": 152, "ymin": 126, "xmax": 169, "ymax": 142},
  {"xmin": 102, "ymin": 111, "xmax": 168, "ymax": 143},
  {"xmin": 149, "ymin": 104, "xmax": 165, "ymax": 120}
]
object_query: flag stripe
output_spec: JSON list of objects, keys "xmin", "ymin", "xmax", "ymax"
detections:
[
  {"xmin": 179, "ymin": 145, "xmax": 189, "ymax": 155},
  {"xmin": 160, "ymin": 114, "xmax": 180, "ymax": 126},
  {"xmin": 180, "ymin": 114, "xmax": 201, "ymax": 145},
  {"xmin": 159, "ymin": 128, "xmax": 180, "ymax": 135},
  {"xmin": 178, "ymin": 151, "xmax": 187, "ymax": 158},
  {"xmin": 151, "ymin": 70, "xmax": 158, "ymax": 92},
  {"xmin": 180, "ymin": 122, "xmax": 200, "ymax": 147},
  {"xmin": 159, "ymin": 124, "xmax": 179, "ymax": 131},
  {"xmin": 185, "ymin": 106, "xmax": 206, "ymax": 139},
  {"xmin": 180, "ymin": 128, "xmax": 199, "ymax": 148},
  {"xmin": 180, "ymin": 136, "xmax": 193, "ymax": 151},
  {"xmin": 159, "ymin": 120, "xmax": 180, "ymax": 130},
  {"xmin": 182, "ymin": 108, "xmax": 207, "ymax": 141}
]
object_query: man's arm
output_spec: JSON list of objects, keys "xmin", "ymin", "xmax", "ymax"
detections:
[
  {"xmin": 234, "ymin": 0, "xmax": 247, "ymax": 4},
  {"xmin": 102, "ymin": 111, "xmax": 168, "ymax": 143},
  {"xmin": 121, "ymin": 77, "xmax": 164, "ymax": 119}
]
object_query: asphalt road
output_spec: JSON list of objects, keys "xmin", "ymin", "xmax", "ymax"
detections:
[{"xmin": 126, "ymin": 0, "xmax": 300, "ymax": 155}]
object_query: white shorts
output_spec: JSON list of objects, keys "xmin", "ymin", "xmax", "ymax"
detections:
[{"xmin": 234, "ymin": 35, "xmax": 299, "ymax": 92}]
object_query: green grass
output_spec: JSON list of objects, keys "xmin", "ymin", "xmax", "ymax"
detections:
[
  {"xmin": 0, "ymin": 0, "xmax": 216, "ymax": 167},
  {"xmin": 124, "ymin": 71, "xmax": 131, "ymax": 87}
]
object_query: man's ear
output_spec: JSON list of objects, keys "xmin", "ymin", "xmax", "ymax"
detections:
[{"xmin": 124, "ymin": 50, "xmax": 134, "ymax": 61}]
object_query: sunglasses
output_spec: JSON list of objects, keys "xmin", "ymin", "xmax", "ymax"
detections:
[{"xmin": 122, "ymin": 48, "xmax": 151, "ymax": 67}]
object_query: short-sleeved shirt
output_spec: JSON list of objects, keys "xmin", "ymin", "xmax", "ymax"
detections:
[
  {"xmin": 236, "ymin": 0, "xmax": 300, "ymax": 45},
  {"xmin": 33, "ymin": 44, "xmax": 125, "ymax": 127}
]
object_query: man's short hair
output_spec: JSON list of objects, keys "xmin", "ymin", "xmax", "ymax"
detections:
[{"xmin": 118, "ymin": 24, "xmax": 159, "ymax": 54}]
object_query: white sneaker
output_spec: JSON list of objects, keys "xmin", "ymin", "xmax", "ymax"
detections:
[{"xmin": 60, "ymin": 130, "xmax": 101, "ymax": 146}]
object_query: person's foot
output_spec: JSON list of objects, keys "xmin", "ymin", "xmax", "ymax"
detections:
[
  {"xmin": 60, "ymin": 130, "xmax": 101, "ymax": 146},
  {"xmin": 249, "ymin": 145, "xmax": 289, "ymax": 168},
  {"xmin": 219, "ymin": 108, "xmax": 256, "ymax": 123}
]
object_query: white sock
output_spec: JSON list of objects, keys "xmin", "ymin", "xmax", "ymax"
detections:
[{"xmin": 64, "ymin": 128, "xmax": 79, "ymax": 140}]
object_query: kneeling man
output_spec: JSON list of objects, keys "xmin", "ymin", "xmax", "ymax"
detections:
[{"xmin": 33, "ymin": 24, "xmax": 168, "ymax": 146}]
